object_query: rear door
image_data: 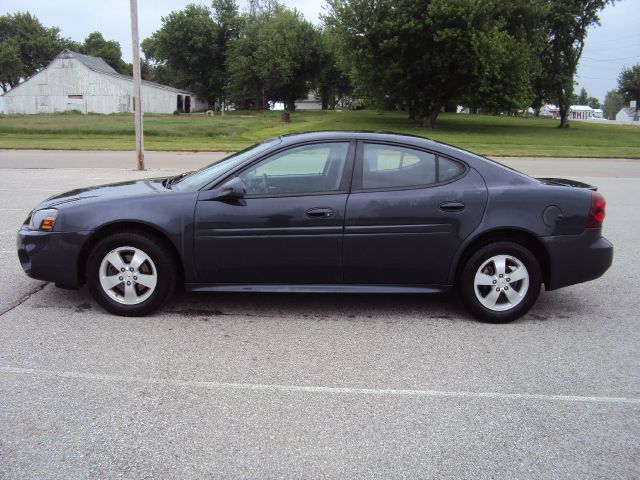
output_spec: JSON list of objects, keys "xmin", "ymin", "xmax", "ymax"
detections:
[
  {"xmin": 344, "ymin": 141, "xmax": 488, "ymax": 285},
  {"xmin": 193, "ymin": 141, "xmax": 355, "ymax": 284}
]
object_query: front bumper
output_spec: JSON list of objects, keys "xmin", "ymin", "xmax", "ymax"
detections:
[
  {"xmin": 543, "ymin": 228, "xmax": 613, "ymax": 290},
  {"xmin": 16, "ymin": 228, "xmax": 90, "ymax": 289}
]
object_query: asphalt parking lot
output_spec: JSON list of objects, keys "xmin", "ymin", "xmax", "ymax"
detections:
[{"xmin": 0, "ymin": 151, "xmax": 639, "ymax": 479}]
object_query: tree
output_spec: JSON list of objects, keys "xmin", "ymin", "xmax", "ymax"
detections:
[
  {"xmin": 586, "ymin": 96, "xmax": 600, "ymax": 109},
  {"xmin": 227, "ymin": 4, "xmax": 324, "ymax": 111},
  {"xmin": 603, "ymin": 89, "xmax": 623, "ymax": 119},
  {"xmin": 57, "ymin": 37, "xmax": 82, "ymax": 53},
  {"xmin": 81, "ymin": 32, "xmax": 129, "ymax": 74},
  {"xmin": 576, "ymin": 87, "xmax": 600, "ymax": 108},
  {"xmin": 142, "ymin": 2, "xmax": 242, "ymax": 107},
  {"xmin": 313, "ymin": 29, "xmax": 352, "ymax": 109},
  {"xmin": 462, "ymin": 0, "xmax": 546, "ymax": 116},
  {"xmin": 618, "ymin": 64, "xmax": 640, "ymax": 120},
  {"xmin": 538, "ymin": 0, "xmax": 613, "ymax": 128},
  {"xmin": 577, "ymin": 87, "xmax": 588, "ymax": 104},
  {"xmin": 0, "ymin": 12, "xmax": 61, "ymax": 90},
  {"xmin": 0, "ymin": 38, "xmax": 22, "ymax": 93},
  {"xmin": 325, "ymin": 0, "xmax": 544, "ymax": 127}
]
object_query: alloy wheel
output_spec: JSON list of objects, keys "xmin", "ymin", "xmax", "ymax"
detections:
[
  {"xmin": 98, "ymin": 246, "xmax": 158, "ymax": 305},
  {"xmin": 473, "ymin": 254, "xmax": 530, "ymax": 312}
]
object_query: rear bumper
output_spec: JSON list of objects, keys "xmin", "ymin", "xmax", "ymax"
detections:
[
  {"xmin": 16, "ymin": 228, "xmax": 89, "ymax": 289},
  {"xmin": 543, "ymin": 229, "xmax": 613, "ymax": 290}
]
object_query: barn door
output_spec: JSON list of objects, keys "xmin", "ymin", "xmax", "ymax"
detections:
[
  {"xmin": 118, "ymin": 95, "xmax": 130, "ymax": 113},
  {"xmin": 36, "ymin": 83, "xmax": 51, "ymax": 113},
  {"xmin": 66, "ymin": 95, "xmax": 86, "ymax": 113}
]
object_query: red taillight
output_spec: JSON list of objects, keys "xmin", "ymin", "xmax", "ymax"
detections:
[{"xmin": 587, "ymin": 191, "xmax": 606, "ymax": 228}]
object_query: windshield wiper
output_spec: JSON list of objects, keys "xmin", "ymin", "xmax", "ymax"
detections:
[{"xmin": 164, "ymin": 172, "xmax": 191, "ymax": 189}]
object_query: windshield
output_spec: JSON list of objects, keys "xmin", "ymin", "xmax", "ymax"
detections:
[{"xmin": 172, "ymin": 137, "xmax": 281, "ymax": 191}]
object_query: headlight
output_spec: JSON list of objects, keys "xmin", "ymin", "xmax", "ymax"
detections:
[{"xmin": 29, "ymin": 208, "xmax": 58, "ymax": 231}]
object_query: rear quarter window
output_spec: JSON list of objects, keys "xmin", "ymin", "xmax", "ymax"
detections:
[{"xmin": 439, "ymin": 157, "xmax": 465, "ymax": 182}]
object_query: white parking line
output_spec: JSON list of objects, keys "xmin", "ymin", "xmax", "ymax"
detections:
[{"xmin": 1, "ymin": 366, "xmax": 638, "ymax": 406}]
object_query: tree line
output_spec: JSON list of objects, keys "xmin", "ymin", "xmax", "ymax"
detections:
[{"xmin": 2, "ymin": 1, "xmax": 639, "ymax": 128}]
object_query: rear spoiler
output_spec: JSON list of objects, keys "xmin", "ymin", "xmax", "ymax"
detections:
[{"xmin": 537, "ymin": 178, "xmax": 597, "ymax": 191}]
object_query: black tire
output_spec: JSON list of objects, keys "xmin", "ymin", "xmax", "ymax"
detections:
[
  {"xmin": 86, "ymin": 231, "xmax": 177, "ymax": 316},
  {"xmin": 458, "ymin": 241, "xmax": 542, "ymax": 323}
]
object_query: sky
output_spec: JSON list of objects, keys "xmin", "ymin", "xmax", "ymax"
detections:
[{"xmin": 2, "ymin": 0, "xmax": 639, "ymax": 103}]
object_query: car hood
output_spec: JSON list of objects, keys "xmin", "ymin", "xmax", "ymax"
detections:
[{"xmin": 38, "ymin": 177, "xmax": 169, "ymax": 209}]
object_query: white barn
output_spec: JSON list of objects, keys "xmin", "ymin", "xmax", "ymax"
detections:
[
  {"xmin": 1, "ymin": 49, "xmax": 207, "ymax": 114},
  {"xmin": 539, "ymin": 104, "xmax": 559, "ymax": 117},
  {"xmin": 616, "ymin": 101, "xmax": 639, "ymax": 124}
]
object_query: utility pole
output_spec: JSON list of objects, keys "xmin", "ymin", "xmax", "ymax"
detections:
[{"xmin": 130, "ymin": 0, "xmax": 145, "ymax": 170}]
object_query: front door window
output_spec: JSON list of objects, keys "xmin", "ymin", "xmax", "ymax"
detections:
[{"xmin": 239, "ymin": 142, "xmax": 350, "ymax": 195}]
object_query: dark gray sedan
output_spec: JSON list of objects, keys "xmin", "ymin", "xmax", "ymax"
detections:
[{"xmin": 17, "ymin": 131, "xmax": 612, "ymax": 322}]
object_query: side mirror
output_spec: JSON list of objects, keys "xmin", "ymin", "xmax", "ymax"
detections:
[{"xmin": 200, "ymin": 177, "xmax": 246, "ymax": 201}]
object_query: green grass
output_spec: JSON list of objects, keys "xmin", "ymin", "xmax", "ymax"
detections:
[{"xmin": 0, "ymin": 110, "xmax": 638, "ymax": 157}]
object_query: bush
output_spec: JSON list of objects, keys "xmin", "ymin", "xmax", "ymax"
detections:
[{"xmin": 54, "ymin": 109, "xmax": 84, "ymax": 115}]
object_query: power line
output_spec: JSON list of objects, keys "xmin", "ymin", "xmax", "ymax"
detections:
[
  {"xmin": 582, "ymin": 55, "xmax": 640, "ymax": 62},
  {"xmin": 575, "ymin": 74, "xmax": 617, "ymax": 80},
  {"xmin": 584, "ymin": 33, "xmax": 640, "ymax": 45}
]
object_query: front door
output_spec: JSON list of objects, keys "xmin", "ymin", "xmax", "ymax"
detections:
[
  {"xmin": 193, "ymin": 141, "xmax": 355, "ymax": 284},
  {"xmin": 344, "ymin": 141, "xmax": 488, "ymax": 285}
]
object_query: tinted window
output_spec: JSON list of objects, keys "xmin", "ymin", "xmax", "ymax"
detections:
[
  {"xmin": 439, "ymin": 157, "xmax": 465, "ymax": 181},
  {"xmin": 361, "ymin": 144, "xmax": 465, "ymax": 189},
  {"xmin": 174, "ymin": 138, "xmax": 281, "ymax": 190},
  {"xmin": 240, "ymin": 142, "xmax": 349, "ymax": 195},
  {"xmin": 362, "ymin": 144, "xmax": 436, "ymax": 189}
]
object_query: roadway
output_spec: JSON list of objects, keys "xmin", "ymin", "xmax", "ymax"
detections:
[{"xmin": 0, "ymin": 151, "xmax": 638, "ymax": 478}]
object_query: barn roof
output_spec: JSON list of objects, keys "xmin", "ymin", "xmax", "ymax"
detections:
[
  {"xmin": 58, "ymin": 49, "xmax": 193, "ymax": 95},
  {"xmin": 569, "ymin": 105, "xmax": 594, "ymax": 112},
  {"xmin": 63, "ymin": 49, "xmax": 119, "ymax": 76},
  {"xmin": 618, "ymin": 107, "xmax": 638, "ymax": 118}
]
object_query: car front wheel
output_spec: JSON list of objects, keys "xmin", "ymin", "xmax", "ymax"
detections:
[
  {"xmin": 459, "ymin": 241, "xmax": 542, "ymax": 323},
  {"xmin": 86, "ymin": 232, "xmax": 176, "ymax": 316}
]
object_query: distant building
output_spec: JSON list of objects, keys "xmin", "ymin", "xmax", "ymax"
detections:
[
  {"xmin": 592, "ymin": 108, "xmax": 604, "ymax": 119},
  {"xmin": 539, "ymin": 104, "xmax": 559, "ymax": 117},
  {"xmin": 616, "ymin": 101, "xmax": 639, "ymax": 124},
  {"xmin": 566, "ymin": 105, "xmax": 594, "ymax": 120},
  {"xmin": 541, "ymin": 104, "xmax": 595, "ymax": 120},
  {"xmin": 1, "ymin": 49, "xmax": 207, "ymax": 114}
]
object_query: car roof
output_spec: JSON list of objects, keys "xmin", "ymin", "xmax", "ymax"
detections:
[
  {"xmin": 275, "ymin": 130, "xmax": 475, "ymax": 163},
  {"xmin": 274, "ymin": 130, "xmax": 537, "ymax": 186},
  {"xmin": 278, "ymin": 130, "xmax": 437, "ymax": 145}
]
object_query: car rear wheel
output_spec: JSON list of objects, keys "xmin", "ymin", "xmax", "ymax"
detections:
[
  {"xmin": 86, "ymin": 232, "xmax": 176, "ymax": 316},
  {"xmin": 459, "ymin": 241, "xmax": 541, "ymax": 323}
]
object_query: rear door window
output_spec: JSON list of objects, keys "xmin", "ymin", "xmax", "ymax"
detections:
[{"xmin": 360, "ymin": 143, "xmax": 464, "ymax": 189}]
